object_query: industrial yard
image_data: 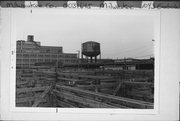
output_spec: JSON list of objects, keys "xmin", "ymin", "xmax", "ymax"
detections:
[{"xmin": 16, "ymin": 36, "xmax": 154, "ymax": 109}]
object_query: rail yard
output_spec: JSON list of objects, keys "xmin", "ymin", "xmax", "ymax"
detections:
[
  {"xmin": 16, "ymin": 36, "xmax": 154, "ymax": 109},
  {"xmin": 16, "ymin": 64, "xmax": 154, "ymax": 108}
]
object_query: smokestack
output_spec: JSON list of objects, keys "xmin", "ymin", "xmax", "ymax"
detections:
[{"xmin": 27, "ymin": 35, "xmax": 34, "ymax": 42}]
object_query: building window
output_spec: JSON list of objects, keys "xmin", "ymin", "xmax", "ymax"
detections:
[
  {"xmin": 30, "ymin": 54, "xmax": 37, "ymax": 57},
  {"xmin": 33, "ymin": 59, "xmax": 37, "ymax": 62},
  {"xmin": 65, "ymin": 60, "xmax": 70, "ymax": 63},
  {"xmin": 58, "ymin": 55, "xmax": 63, "ymax": 58},
  {"xmin": 65, "ymin": 55, "xmax": 69, "ymax": 58},
  {"xmin": 16, "ymin": 59, "xmax": 21, "ymax": 62},
  {"xmin": 58, "ymin": 58, "xmax": 63, "ymax": 61},
  {"xmin": 16, "ymin": 54, "xmax": 22, "ymax": 57},
  {"xmin": 38, "ymin": 54, "xmax": 43, "ymax": 57},
  {"xmin": 45, "ymin": 54, "xmax": 50, "ymax": 58},
  {"xmin": 45, "ymin": 59, "xmax": 50, "ymax": 62},
  {"xmin": 23, "ymin": 59, "xmax": 29, "ymax": 62},
  {"xmin": 71, "ymin": 60, "xmax": 77, "ymax": 63},
  {"xmin": 71, "ymin": 55, "xmax": 76, "ymax": 58},
  {"xmin": 52, "ymin": 55, "xmax": 57, "ymax": 58},
  {"xmin": 30, "ymin": 59, "xmax": 36, "ymax": 62},
  {"xmin": 38, "ymin": 59, "xmax": 43, "ymax": 62},
  {"xmin": 46, "ymin": 49, "xmax": 50, "ymax": 53},
  {"xmin": 58, "ymin": 49, "xmax": 62, "ymax": 53},
  {"xmin": 23, "ymin": 54, "xmax": 29, "ymax": 58},
  {"xmin": 52, "ymin": 59, "xmax": 57, "ymax": 62}
]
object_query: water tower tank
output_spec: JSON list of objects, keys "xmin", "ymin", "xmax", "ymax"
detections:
[
  {"xmin": 82, "ymin": 41, "xmax": 100, "ymax": 57},
  {"xmin": 82, "ymin": 41, "xmax": 100, "ymax": 63}
]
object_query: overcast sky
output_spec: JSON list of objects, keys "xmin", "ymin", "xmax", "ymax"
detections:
[{"xmin": 16, "ymin": 11, "xmax": 154, "ymax": 59}]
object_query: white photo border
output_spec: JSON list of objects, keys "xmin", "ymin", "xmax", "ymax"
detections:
[{"xmin": 9, "ymin": 8, "xmax": 161, "ymax": 114}]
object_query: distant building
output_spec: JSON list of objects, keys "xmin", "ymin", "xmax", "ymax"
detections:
[
  {"xmin": 103, "ymin": 58, "xmax": 154, "ymax": 70},
  {"xmin": 16, "ymin": 35, "xmax": 77, "ymax": 68},
  {"xmin": 103, "ymin": 64, "xmax": 136, "ymax": 70}
]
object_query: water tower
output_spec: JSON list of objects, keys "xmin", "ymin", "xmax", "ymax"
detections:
[{"xmin": 81, "ymin": 41, "xmax": 101, "ymax": 63}]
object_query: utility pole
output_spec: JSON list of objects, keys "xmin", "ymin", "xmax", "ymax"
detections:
[
  {"xmin": 76, "ymin": 50, "xmax": 80, "ymax": 71},
  {"xmin": 124, "ymin": 57, "xmax": 127, "ymax": 70}
]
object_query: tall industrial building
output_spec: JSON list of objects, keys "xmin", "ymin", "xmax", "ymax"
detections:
[{"xmin": 16, "ymin": 35, "xmax": 78, "ymax": 68}]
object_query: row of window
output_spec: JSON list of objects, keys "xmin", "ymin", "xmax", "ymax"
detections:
[
  {"xmin": 16, "ymin": 49, "xmax": 40, "ymax": 53},
  {"xmin": 16, "ymin": 59, "xmax": 77, "ymax": 64},
  {"xmin": 40, "ymin": 49, "xmax": 62, "ymax": 53},
  {"xmin": 17, "ymin": 48, "xmax": 62, "ymax": 54},
  {"xmin": 17, "ymin": 58, "xmax": 77, "ymax": 62},
  {"xmin": 17, "ymin": 48, "xmax": 62, "ymax": 53},
  {"xmin": 16, "ymin": 53, "xmax": 77, "ymax": 58}
]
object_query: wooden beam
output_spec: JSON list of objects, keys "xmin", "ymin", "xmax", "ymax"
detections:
[
  {"xmin": 94, "ymin": 70, "xmax": 153, "ymax": 74},
  {"xmin": 34, "ymin": 70, "xmax": 56, "ymax": 75},
  {"xmin": 76, "ymin": 83, "xmax": 116, "ymax": 90},
  {"xmin": 56, "ymin": 100, "xmax": 76, "ymax": 108},
  {"xmin": 57, "ymin": 77, "xmax": 116, "ymax": 86},
  {"xmin": 113, "ymin": 81, "xmax": 123, "ymax": 96},
  {"xmin": 16, "ymin": 97, "xmax": 34, "ymax": 103},
  {"xmin": 115, "ymin": 78, "xmax": 149, "ymax": 82},
  {"xmin": 107, "ymin": 102, "xmax": 129, "ymax": 108},
  {"xmin": 124, "ymin": 81, "xmax": 153, "ymax": 86},
  {"xmin": 16, "ymin": 97, "xmax": 46, "ymax": 103},
  {"xmin": 32, "ymin": 86, "xmax": 52, "ymax": 107},
  {"xmin": 54, "ymin": 90, "xmax": 118, "ymax": 108},
  {"xmin": 56, "ymin": 85, "xmax": 153, "ymax": 109},
  {"xmin": 16, "ymin": 86, "xmax": 49, "ymax": 93},
  {"xmin": 57, "ymin": 77, "xmax": 80, "ymax": 82},
  {"xmin": 57, "ymin": 72, "xmax": 113, "ymax": 80},
  {"xmin": 16, "ymin": 81, "xmax": 29, "ymax": 85},
  {"xmin": 17, "ymin": 77, "xmax": 33, "ymax": 80}
]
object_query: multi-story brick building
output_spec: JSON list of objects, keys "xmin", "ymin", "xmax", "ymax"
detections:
[{"xmin": 16, "ymin": 35, "xmax": 77, "ymax": 68}]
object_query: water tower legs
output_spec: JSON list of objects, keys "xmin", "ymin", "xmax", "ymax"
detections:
[
  {"xmin": 95, "ymin": 56, "xmax": 97, "ymax": 62},
  {"xmin": 86, "ymin": 56, "xmax": 88, "ymax": 62},
  {"xmin": 90, "ymin": 56, "xmax": 93, "ymax": 63},
  {"xmin": 82, "ymin": 55, "xmax": 99, "ymax": 63},
  {"xmin": 81, "ymin": 53, "xmax": 84, "ymax": 63}
]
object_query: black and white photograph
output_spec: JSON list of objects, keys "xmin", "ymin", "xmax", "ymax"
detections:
[
  {"xmin": 15, "ymin": 11, "xmax": 155, "ymax": 109},
  {"xmin": 1, "ymin": 1, "xmax": 180, "ymax": 120}
]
